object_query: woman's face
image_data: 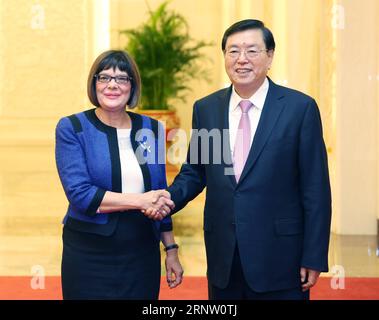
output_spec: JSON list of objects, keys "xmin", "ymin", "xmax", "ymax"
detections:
[{"xmin": 95, "ymin": 67, "xmax": 132, "ymax": 112}]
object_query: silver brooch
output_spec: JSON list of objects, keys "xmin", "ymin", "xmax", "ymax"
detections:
[{"xmin": 138, "ymin": 140, "xmax": 151, "ymax": 153}]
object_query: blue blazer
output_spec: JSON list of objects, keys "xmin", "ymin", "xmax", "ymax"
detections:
[
  {"xmin": 55, "ymin": 108, "xmax": 172, "ymax": 237},
  {"xmin": 168, "ymin": 78, "xmax": 332, "ymax": 292}
]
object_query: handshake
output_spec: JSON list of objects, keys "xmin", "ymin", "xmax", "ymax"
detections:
[{"xmin": 140, "ymin": 190, "xmax": 175, "ymax": 221}]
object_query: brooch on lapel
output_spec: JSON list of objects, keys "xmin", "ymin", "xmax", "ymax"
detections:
[{"xmin": 138, "ymin": 137, "xmax": 151, "ymax": 157}]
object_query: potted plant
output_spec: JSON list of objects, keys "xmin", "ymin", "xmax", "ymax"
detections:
[{"xmin": 120, "ymin": 1, "xmax": 212, "ymax": 135}]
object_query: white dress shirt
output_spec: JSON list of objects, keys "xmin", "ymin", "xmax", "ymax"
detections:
[{"xmin": 228, "ymin": 77, "xmax": 269, "ymax": 157}]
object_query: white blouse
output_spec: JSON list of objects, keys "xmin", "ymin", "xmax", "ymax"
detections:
[{"xmin": 117, "ymin": 128, "xmax": 145, "ymax": 194}]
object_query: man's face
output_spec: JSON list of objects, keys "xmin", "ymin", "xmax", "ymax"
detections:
[{"xmin": 224, "ymin": 29, "xmax": 274, "ymax": 92}]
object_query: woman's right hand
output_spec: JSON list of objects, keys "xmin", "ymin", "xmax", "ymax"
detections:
[{"xmin": 138, "ymin": 190, "xmax": 174, "ymax": 220}]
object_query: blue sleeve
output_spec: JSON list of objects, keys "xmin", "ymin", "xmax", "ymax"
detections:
[{"xmin": 55, "ymin": 117, "xmax": 106, "ymax": 216}]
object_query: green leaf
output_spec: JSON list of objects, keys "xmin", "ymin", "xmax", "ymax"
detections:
[{"xmin": 120, "ymin": 0, "xmax": 214, "ymax": 110}]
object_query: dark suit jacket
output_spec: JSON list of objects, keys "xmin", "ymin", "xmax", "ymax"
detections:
[{"xmin": 167, "ymin": 78, "xmax": 332, "ymax": 292}]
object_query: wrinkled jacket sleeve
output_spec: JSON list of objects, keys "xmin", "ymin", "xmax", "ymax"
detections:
[{"xmin": 299, "ymin": 99, "xmax": 332, "ymax": 272}]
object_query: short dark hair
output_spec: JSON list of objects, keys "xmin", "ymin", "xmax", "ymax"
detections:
[
  {"xmin": 87, "ymin": 50, "xmax": 141, "ymax": 109},
  {"xmin": 221, "ymin": 19, "xmax": 275, "ymax": 52}
]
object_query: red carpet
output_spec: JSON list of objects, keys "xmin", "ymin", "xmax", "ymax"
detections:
[{"xmin": 0, "ymin": 276, "xmax": 378, "ymax": 300}]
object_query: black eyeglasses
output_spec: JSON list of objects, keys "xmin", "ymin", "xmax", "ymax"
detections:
[{"xmin": 95, "ymin": 74, "xmax": 132, "ymax": 85}]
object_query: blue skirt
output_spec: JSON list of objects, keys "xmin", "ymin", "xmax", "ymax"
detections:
[{"xmin": 61, "ymin": 212, "xmax": 161, "ymax": 300}]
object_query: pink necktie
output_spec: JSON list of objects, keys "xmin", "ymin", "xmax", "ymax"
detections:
[{"xmin": 233, "ymin": 100, "xmax": 253, "ymax": 182}]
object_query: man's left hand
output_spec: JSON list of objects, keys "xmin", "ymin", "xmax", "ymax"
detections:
[{"xmin": 300, "ymin": 268, "xmax": 321, "ymax": 292}]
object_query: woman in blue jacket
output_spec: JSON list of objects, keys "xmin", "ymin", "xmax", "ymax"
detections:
[{"xmin": 55, "ymin": 50, "xmax": 183, "ymax": 299}]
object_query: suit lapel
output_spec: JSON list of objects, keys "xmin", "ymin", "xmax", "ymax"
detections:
[
  {"xmin": 237, "ymin": 80, "xmax": 285, "ymax": 185},
  {"xmin": 216, "ymin": 86, "xmax": 237, "ymax": 187}
]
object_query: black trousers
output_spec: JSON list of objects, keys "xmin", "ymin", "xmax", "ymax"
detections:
[{"xmin": 208, "ymin": 245, "xmax": 310, "ymax": 300}]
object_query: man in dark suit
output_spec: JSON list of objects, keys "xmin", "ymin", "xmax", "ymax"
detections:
[{"xmin": 146, "ymin": 19, "xmax": 332, "ymax": 300}]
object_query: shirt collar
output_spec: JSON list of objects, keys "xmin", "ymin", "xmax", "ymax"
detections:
[{"xmin": 230, "ymin": 77, "xmax": 269, "ymax": 112}]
